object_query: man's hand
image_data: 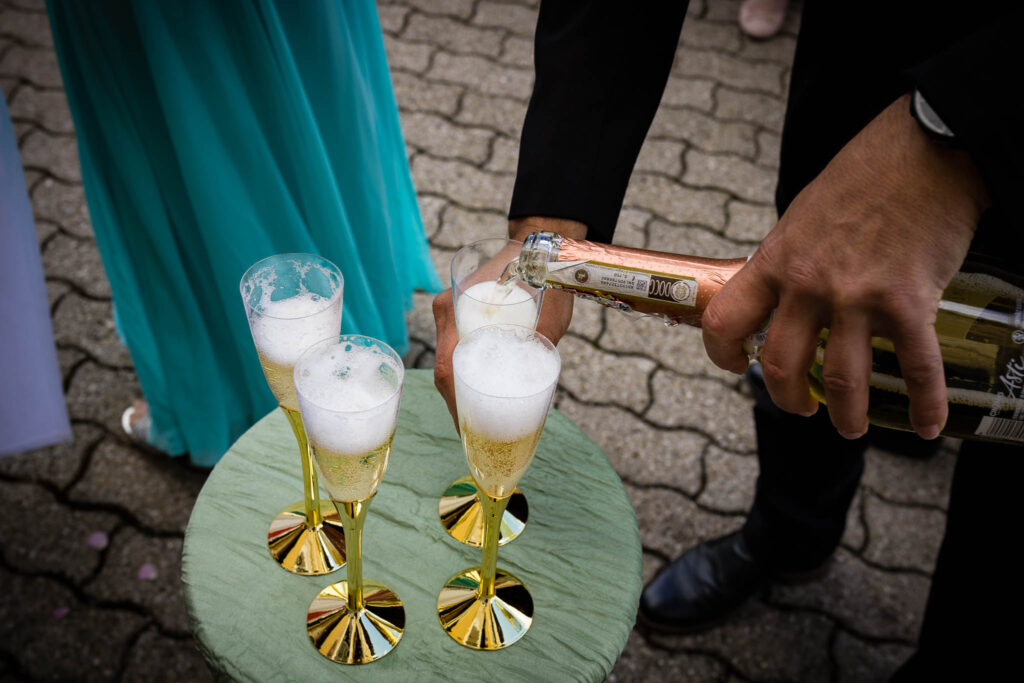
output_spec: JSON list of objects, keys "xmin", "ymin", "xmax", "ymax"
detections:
[
  {"xmin": 702, "ymin": 94, "xmax": 990, "ymax": 440},
  {"xmin": 433, "ymin": 217, "xmax": 585, "ymax": 429}
]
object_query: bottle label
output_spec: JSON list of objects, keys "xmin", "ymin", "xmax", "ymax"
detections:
[
  {"xmin": 975, "ymin": 416, "xmax": 1024, "ymax": 442},
  {"xmin": 546, "ymin": 261, "xmax": 698, "ymax": 308}
]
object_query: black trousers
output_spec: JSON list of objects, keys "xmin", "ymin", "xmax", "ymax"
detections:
[{"xmin": 740, "ymin": 370, "xmax": 1021, "ymax": 679}]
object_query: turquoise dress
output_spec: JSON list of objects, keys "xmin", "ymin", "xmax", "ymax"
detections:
[{"xmin": 47, "ymin": 0, "xmax": 441, "ymax": 466}]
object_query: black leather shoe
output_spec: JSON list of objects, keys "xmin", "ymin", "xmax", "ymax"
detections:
[{"xmin": 638, "ymin": 531, "xmax": 827, "ymax": 634}]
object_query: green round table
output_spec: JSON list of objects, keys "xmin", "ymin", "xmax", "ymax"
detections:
[{"xmin": 182, "ymin": 369, "xmax": 641, "ymax": 682}]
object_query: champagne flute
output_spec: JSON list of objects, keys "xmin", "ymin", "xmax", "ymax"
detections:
[
  {"xmin": 297, "ymin": 335, "xmax": 406, "ymax": 664},
  {"xmin": 240, "ymin": 254, "xmax": 345, "ymax": 575},
  {"xmin": 439, "ymin": 237, "xmax": 544, "ymax": 548},
  {"xmin": 437, "ymin": 324, "xmax": 561, "ymax": 650}
]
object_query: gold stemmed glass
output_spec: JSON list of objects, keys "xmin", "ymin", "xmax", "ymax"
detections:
[
  {"xmin": 439, "ymin": 237, "xmax": 544, "ymax": 548},
  {"xmin": 437, "ymin": 324, "xmax": 561, "ymax": 650},
  {"xmin": 240, "ymin": 254, "xmax": 345, "ymax": 575},
  {"xmin": 296, "ymin": 335, "xmax": 406, "ymax": 664}
]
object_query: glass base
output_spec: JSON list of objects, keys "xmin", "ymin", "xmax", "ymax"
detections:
[
  {"xmin": 437, "ymin": 567, "xmax": 534, "ymax": 650},
  {"xmin": 438, "ymin": 476, "xmax": 528, "ymax": 547},
  {"xmin": 267, "ymin": 500, "xmax": 345, "ymax": 575},
  {"xmin": 307, "ymin": 580, "xmax": 405, "ymax": 664}
]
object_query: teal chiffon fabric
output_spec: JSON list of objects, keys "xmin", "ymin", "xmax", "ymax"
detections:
[{"xmin": 47, "ymin": 0, "xmax": 441, "ymax": 466}]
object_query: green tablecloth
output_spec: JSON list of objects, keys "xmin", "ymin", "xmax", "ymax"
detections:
[{"xmin": 182, "ymin": 369, "xmax": 641, "ymax": 682}]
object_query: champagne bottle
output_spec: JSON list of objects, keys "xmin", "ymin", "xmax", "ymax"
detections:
[{"xmin": 509, "ymin": 231, "xmax": 1024, "ymax": 445}]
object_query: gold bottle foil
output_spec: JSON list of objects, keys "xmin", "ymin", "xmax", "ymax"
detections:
[{"xmin": 520, "ymin": 232, "xmax": 747, "ymax": 326}]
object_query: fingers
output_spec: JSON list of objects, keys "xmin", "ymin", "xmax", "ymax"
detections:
[
  {"xmin": 702, "ymin": 261, "xmax": 778, "ymax": 374},
  {"xmin": 432, "ymin": 289, "xmax": 460, "ymax": 432},
  {"xmin": 758, "ymin": 300, "xmax": 822, "ymax": 418},
  {"xmin": 818, "ymin": 310, "xmax": 872, "ymax": 438},
  {"xmin": 891, "ymin": 324, "xmax": 947, "ymax": 439}
]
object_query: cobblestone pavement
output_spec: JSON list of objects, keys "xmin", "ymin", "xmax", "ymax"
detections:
[{"xmin": 1, "ymin": 0, "xmax": 956, "ymax": 681}]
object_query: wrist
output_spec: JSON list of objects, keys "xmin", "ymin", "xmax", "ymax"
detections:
[{"xmin": 509, "ymin": 216, "xmax": 588, "ymax": 242}]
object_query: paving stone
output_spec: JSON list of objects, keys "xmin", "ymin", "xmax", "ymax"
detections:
[
  {"xmin": 841, "ymin": 489, "xmax": 866, "ymax": 552},
  {"xmin": 565, "ymin": 298, "xmax": 604, "ymax": 341},
  {"xmin": 770, "ymin": 548, "xmax": 929, "ymax": 642},
  {"xmin": 400, "ymin": 111, "xmax": 494, "ymax": 163},
  {"xmin": 0, "ymin": 75, "xmax": 16, "ymax": 98},
  {"xmin": 19, "ymin": 128, "xmax": 80, "ymax": 182},
  {"xmin": 661, "ymin": 75, "xmax": 716, "ymax": 112},
  {"xmin": 472, "ymin": 0, "xmax": 538, "ymax": 36},
  {"xmin": 680, "ymin": 15, "xmax": 743, "ymax": 52},
  {"xmin": 0, "ymin": 422, "xmax": 101, "ymax": 489},
  {"xmin": 382, "ymin": 33, "xmax": 434, "ymax": 73},
  {"xmin": 861, "ymin": 447, "xmax": 955, "ymax": 508},
  {"xmin": 641, "ymin": 550, "xmax": 665, "ymax": 586},
  {"xmin": 45, "ymin": 276, "xmax": 69, "ymax": 312},
  {"xmin": 411, "ymin": 155, "xmax": 513, "ymax": 212},
  {"xmin": 7, "ymin": 82, "xmax": 71, "ymax": 133},
  {"xmin": 623, "ymin": 174, "xmax": 728, "ymax": 231},
  {"xmin": 701, "ymin": 0, "xmax": 742, "ymax": 23},
  {"xmin": 650, "ymin": 106, "xmax": 757, "ymax": 159},
  {"xmin": 405, "ymin": 290, "xmax": 439, "ymax": 348},
  {"xmin": 31, "ymin": 175, "xmax": 93, "ymax": 238},
  {"xmin": 0, "ymin": 480, "xmax": 118, "ymax": 582},
  {"xmin": 483, "ymin": 133, "xmax": 518, "ymax": 173},
  {"xmin": 391, "ymin": 70, "xmax": 463, "ymax": 116},
  {"xmin": 403, "ymin": 338, "xmax": 432, "ymax": 369},
  {"xmin": 427, "ymin": 51, "xmax": 534, "ymax": 101},
  {"xmin": 834, "ymin": 629, "xmax": 914, "ymax": 683},
  {"xmin": 646, "ymin": 369, "xmax": 756, "ymax": 452},
  {"xmin": 627, "ymin": 484, "xmax": 743, "ymax": 560},
  {"xmin": 430, "ymin": 202, "xmax": 507, "ymax": 249},
  {"xmin": 51, "ymin": 291, "xmax": 133, "ymax": 368},
  {"xmin": 0, "ymin": 8, "xmax": 51, "ymax": 48},
  {"xmin": 399, "ymin": 0, "xmax": 474, "ymax": 20},
  {"xmin": 600, "ymin": 305, "xmax": 739, "ymax": 384},
  {"xmin": 42, "ymin": 233, "xmax": 111, "ymax": 298},
  {"xmin": 34, "ymin": 216, "xmax": 57, "ymax": 242},
  {"xmin": 684, "ymin": 149, "xmax": 776, "ymax": 203},
  {"xmin": 84, "ymin": 527, "xmax": 188, "ymax": 633},
  {"xmin": 738, "ymin": 33, "xmax": 799, "ymax": 65},
  {"xmin": 674, "ymin": 45, "xmax": 785, "ymax": 95},
  {"xmin": 417, "ymin": 194, "xmax": 447, "ymax": 240},
  {"xmin": 2, "ymin": 0, "xmax": 47, "ymax": 12},
  {"xmin": 68, "ymin": 439, "xmax": 208, "ymax": 534},
  {"xmin": 648, "ymin": 219, "xmax": 752, "ymax": 259},
  {"xmin": 698, "ymin": 445, "xmax": 757, "ymax": 513},
  {"xmin": 558, "ymin": 335, "xmax": 656, "ymax": 412},
  {"xmin": 862, "ymin": 491, "xmax": 945, "ymax": 574},
  {"xmin": 499, "ymin": 34, "xmax": 532, "ymax": 67},
  {"xmin": 608, "ymin": 631, "xmax": 725, "ymax": 683},
  {"xmin": 612, "ymin": 208, "xmax": 650, "ymax": 249},
  {"xmin": 756, "ymin": 128, "xmax": 782, "ymax": 169},
  {"xmin": 0, "ymin": 569, "xmax": 145, "ymax": 683},
  {"xmin": 455, "ymin": 90, "xmax": 527, "ymax": 136},
  {"xmin": 725, "ymin": 198, "xmax": 775, "ymax": 242},
  {"xmin": 404, "ymin": 12, "xmax": 504, "ymax": 57},
  {"xmin": 558, "ymin": 394, "xmax": 705, "ymax": 496},
  {"xmin": 11, "ymin": 116, "xmax": 33, "ymax": 141},
  {"xmin": 376, "ymin": 3, "xmax": 409, "ymax": 34},
  {"xmin": 716, "ymin": 86, "xmax": 786, "ymax": 132},
  {"xmin": 63, "ymin": 360, "xmax": 140, "ymax": 435},
  {"xmin": 0, "ymin": 44, "xmax": 62, "ymax": 88},
  {"xmin": 429, "ymin": 244, "xmax": 455, "ymax": 289},
  {"xmin": 122, "ymin": 627, "xmax": 214, "ymax": 683},
  {"xmin": 648, "ymin": 605, "xmax": 833, "ymax": 683},
  {"xmin": 635, "ymin": 138, "xmax": 685, "ymax": 177}
]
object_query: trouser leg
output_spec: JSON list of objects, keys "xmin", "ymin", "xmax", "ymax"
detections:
[
  {"xmin": 891, "ymin": 439, "xmax": 1022, "ymax": 681},
  {"xmin": 740, "ymin": 365, "xmax": 867, "ymax": 574}
]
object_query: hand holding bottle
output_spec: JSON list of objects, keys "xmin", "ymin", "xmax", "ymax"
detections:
[{"xmin": 701, "ymin": 94, "xmax": 990, "ymax": 440}]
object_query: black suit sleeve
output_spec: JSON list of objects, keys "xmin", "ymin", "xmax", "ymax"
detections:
[
  {"xmin": 508, "ymin": 2, "xmax": 689, "ymax": 244},
  {"xmin": 907, "ymin": 10, "xmax": 1024, "ymax": 221}
]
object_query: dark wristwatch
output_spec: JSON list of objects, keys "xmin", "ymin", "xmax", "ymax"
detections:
[{"xmin": 910, "ymin": 89, "xmax": 959, "ymax": 146}]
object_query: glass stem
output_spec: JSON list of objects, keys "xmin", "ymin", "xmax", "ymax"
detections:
[
  {"xmin": 478, "ymin": 492, "xmax": 511, "ymax": 600},
  {"xmin": 337, "ymin": 497, "xmax": 373, "ymax": 612},
  {"xmin": 283, "ymin": 407, "xmax": 323, "ymax": 528}
]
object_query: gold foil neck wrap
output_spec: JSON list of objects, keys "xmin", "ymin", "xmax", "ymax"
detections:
[{"xmin": 551, "ymin": 236, "xmax": 747, "ymax": 326}]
